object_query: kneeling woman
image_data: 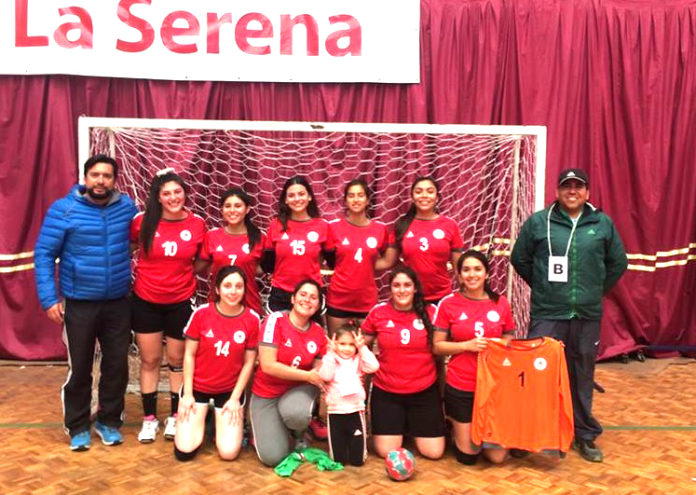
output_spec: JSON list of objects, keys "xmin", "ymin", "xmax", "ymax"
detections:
[
  {"xmin": 250, "ymin": 279, "xmax": 327, "ymax": 466},
  {"xmin": 432, "ymin": 250, "xmax": 515, "ymax": 465},
  {"xmin": 362, "ymin": 266, "xmax": 446, "ymax": 459},
  {"xmin": 174, "ymin": 266, "xmax": 259, "ymax": 461}
]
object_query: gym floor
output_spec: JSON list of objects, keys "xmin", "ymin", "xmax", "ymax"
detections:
[{"xmin": 1, "ymin": 358, "xmax": 695, "ymax": 494}]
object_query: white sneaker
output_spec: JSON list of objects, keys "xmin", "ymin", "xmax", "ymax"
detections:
[
  {"xmin": 163, "ymin": 416, "xmax": 177, "ymax": 440},
  {"xmin": 138, "ymin": 417, "xmax": 159, "ymax": 443}
]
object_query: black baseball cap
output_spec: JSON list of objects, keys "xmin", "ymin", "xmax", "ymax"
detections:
[{"xmin": 557, "ymin": 168, "xmax": 589, "ymax": 187}]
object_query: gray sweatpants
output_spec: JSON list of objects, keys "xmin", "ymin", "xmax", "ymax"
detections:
[{"xmin": 249, "ymin": 384, "xmax": 318, "ymax": 466}]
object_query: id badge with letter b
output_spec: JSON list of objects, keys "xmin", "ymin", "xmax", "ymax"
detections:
[{"xmin": 548, "ymin": 256, "xmax": 568, "ymax": 283}]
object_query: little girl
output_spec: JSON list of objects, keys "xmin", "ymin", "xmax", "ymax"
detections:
[{"xmin": 318, "ymin": 324, "xmax": 379, "ymax": 466}]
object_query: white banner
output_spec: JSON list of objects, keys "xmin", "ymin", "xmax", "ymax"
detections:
[{"xmin": 1, "ymin": 0, "xmax": 420, "ymax": 83}]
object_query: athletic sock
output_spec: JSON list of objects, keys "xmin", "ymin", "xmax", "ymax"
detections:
[
  {"xmin": 170, "ymin": 392, "xmax": 179, "ymax": 416},
  {"xmin": 142, "ymin": 392, "xmax": 157, "ymax": 417}
]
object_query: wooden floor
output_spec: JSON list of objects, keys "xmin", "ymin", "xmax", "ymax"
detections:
[{"xmin": 1, "ymin": 359, "xmax": 695, "ymax": 494}]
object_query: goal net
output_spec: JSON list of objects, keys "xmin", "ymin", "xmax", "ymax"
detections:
[{"xmin": 79, "ymin": 118, "xmax": 545, "ymax": 337}]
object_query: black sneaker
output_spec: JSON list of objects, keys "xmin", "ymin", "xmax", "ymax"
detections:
[
  {"xmin": 509, "ymin": 448, "xmax": 530, "ymax": 459},
  {"xmin": 573, "ymin": 439, "xmax": 603, "ymax": 462}
]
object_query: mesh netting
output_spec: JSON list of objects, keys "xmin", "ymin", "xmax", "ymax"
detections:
[{"xmin": 89, "ymin": 123, "xmax": 536, "ymax": 335}]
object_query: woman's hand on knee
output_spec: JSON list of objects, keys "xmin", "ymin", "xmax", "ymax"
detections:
[{"xmin": 178, "ymin": 394, "xmax": 196, "ymax": 421}]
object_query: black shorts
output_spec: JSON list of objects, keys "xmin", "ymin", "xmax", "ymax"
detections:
[
  {"xmin": 370, "ymin": 383, "xmax": 445, "ymax": 438},
  {"xmin": 183, "ymin": 389, "xmax": 246, "ymax": 409},
  {"xmin": 326, "ymin": 306, "xmax": 368, "ymax": 319},
  {"xmin": 131, "ymin": 293, "xmax": 192, "ymax": 340},
  {"xmin": 267, "ymin": 287, "xmax": 293, "ymax": 313},
  {"xmin": 444, "ymin": 384, "xmax": 475, "ymax": 423}
]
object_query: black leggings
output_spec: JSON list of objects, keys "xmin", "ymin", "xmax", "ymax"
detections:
[{"xmin": 327, "ymin": 411, "xmax": 366, "ymax": 466}]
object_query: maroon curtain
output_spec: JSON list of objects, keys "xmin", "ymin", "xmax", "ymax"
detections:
[{"xmin": 2, "ymin": 0, "xmax": 695, "ymax": 360}]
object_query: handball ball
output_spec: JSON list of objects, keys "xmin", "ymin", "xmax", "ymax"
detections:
[{"xmin": 385, "ymin": 448, "xmax": 415, "ymax": 481}]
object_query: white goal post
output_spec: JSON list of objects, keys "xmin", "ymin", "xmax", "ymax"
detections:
[{"xmin": 78, "ymin": 116, "xmax": 546, "ymax": 335}]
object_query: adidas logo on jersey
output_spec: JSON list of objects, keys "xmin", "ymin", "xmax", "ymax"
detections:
[
  {"xmin": 215, "ymin": 245, "xmax": 224, "ymax": 252},
  {"xmin": 282, "ymin": 233, "xmax": 290, "ymax": 240},
  {"xmin": 502, "ymin": 357, "xmax": 511, "ymax": 367},
  {"xmin": 406, "ymin": 231, "xmax": 415, "ymax": 238},
  {"xmin": 459, "ymin": 312, "xmax": 468, "ymax": 320},
  {"xmin": 386, "ymin": 320, "xmax": 395, "ymax": 328},
  {"xmin": 341, "ymin": 237, "xmax": 350, "ymax": 246},
  {"xmin": 353, "ymin": 429, "xmax": 363, "ymax": 437},
  {"xmin": 205, "ymin": 329, "xmax": 215, "ymax": 338},
  {"xmin": 155, "ymin": 232, "xmax": 161, "ymax": 237},
  {"xmin": 284, "ymin": 338, "xmax": 293, "ymax": 347}
]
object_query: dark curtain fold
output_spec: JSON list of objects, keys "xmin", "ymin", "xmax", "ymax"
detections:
[{"xmin": 1, "ymin": 0, "xmax": 695, "ymax": 360}]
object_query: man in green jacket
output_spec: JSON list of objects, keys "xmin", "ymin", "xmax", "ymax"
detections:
[{"xmin": 511, "ymin": 168, "xmax": 627, "ymax": 463}]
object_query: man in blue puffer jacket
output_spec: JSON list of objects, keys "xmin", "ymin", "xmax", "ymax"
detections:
[{"xmin": 35, "ymin": 154, "xmax": 137, "ymax": 451}]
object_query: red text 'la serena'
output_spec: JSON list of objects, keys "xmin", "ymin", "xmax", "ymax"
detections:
[{"xmin": 15, "ymin": 0, "xmax": 362, "ymax": 56}]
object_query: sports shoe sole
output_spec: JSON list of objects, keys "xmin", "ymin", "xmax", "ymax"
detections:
[
  {"xmin": 95, "ymin": 429, "xmax": 123, "ymax": 446},
  {"xmin": 70, "ymin": 444, "xmax": 90, "ymax": 452}
]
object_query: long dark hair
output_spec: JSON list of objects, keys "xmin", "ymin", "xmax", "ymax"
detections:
[
  {"xmin": 277, "ymin": 176, "xmax": 321, "ymax": 231},
  {"xmin": 214, "ymin": 265, "xmax": 247, "ymax": 303},
  {"xmin": 456, "ymin": 249, "xmax": 500, "ymax": 303},
  {"xmin": 290, "ymin": 278, "xmax": 325, "ymax": 324},
  {"xmin": 343, "ymin": 177, "xmax": 373, "ymax": 217},
  {"xmin": 220, "ymin": 188, "xmax": 262, "ymax": 251},
  {"xmin": 389, "ymin": 265, "xmax": 435, "ymax": 346},
  {"xmin": 140, "ymin": 171, "xmax": 187, "ymax": 254},
  {"xmin": 394, "ymin": 176, "xmax": 439, "ymax": 245}
]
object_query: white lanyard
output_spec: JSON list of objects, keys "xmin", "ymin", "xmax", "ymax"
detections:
[{"xmin": 546, "ymin": 203, "xmax": 580, "ymax": 257}]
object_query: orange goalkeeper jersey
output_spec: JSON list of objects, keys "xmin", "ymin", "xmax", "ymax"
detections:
[{"xmin": 471, "ymin": 337, "xmax": 574, "ymax": 454}]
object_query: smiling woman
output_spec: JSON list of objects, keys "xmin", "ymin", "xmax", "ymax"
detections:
[
  {"xmin": 249, "ymin": 279, "xmax": 327, "ymax": 466},
  {"xmin": 432, "ymin": 249, "xmax": 516, "ymax": 466},
  {"xmin": 174, "ymin": 266, "xmax": 259, "ymax": 463},
  {"xmin": 325, "ymin": 178, "xmax": 389, "ymax": 335},
  {"xmin": 380, "ymin": 176, "xmax": 464, "ymax": 305},
  {"xmin": 261, "ymin": 176, "xmax": 330, "ymax": 314},
  {"xmin": 197, "ymin": 188, "xmax": 265, "ymax": 314},
  {"xmin": 130, "ymin": 170, "xmax": 206, "ymax": 444},
  {"xmin": 361, "ymin": 266, "xmax": 445, "ymax": 460}
]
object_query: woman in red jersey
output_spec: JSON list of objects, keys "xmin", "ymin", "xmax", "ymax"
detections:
[
  {"xmin": 362, "ymin": 266, "xmax": 445, "ymax": 459},
  {"xmin": 249, "ymin": 279, "xmax": 327, "ymax": 466},
  {"xmin": 174, "ymin": 266, "xmax": 259, "ymax": 462},
  {"xmin": 198, "ymin": 188, "xmax": 265, "ymax": 314},
  {"xmin": 433, "ymin": 249, "xmax": 515, "ymax": 465},
  {"xmin": 262, "ymin": 176, "xmax": 330, "ymax": 314},
  {"xmin": 130, "ymin": 170, "xmax": 206, "ymax": 443},
  {"xmin": 381, "ymin": 176, "xmax": 464, "ymax": 304},
  {"xmin": 325, "ymin": 178, "xmax": 389, "ymax": 335}
]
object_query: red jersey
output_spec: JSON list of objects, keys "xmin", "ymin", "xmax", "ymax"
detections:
[
  {"xmin": 326, "ymin": 218, "xmax": 388, "ymax": 312},
  {"xmin": 200, "ymin": 228, "xmax": 266, "ymax": 313},
  {"xmin": 184, "ymin": 303, "xmax": 260, "ymax": 394},
  {"xmin": 361, "ymin": 301, "xmax": 437, "ymax": 394},
  {"xmin": 264, "ymin": 217, "xmax": 329, "ymax": 292},
  {"xmin": 394, "ymin": 216, "xmax": 464, "ymax": 301},
  {"xmin": 471, "ymin": 337, "xmax": 574, "ymax": 453},
  {"xmin": 433, "ymin": 293, "xmax": 515, "ymax": 392},
  {"xmin": 251, "ymin": 311, "xmax": 327, "ymax": 399},
  {"xmin": 131, "ymin": 212, "xmax": 206, "ymax": 304}
]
